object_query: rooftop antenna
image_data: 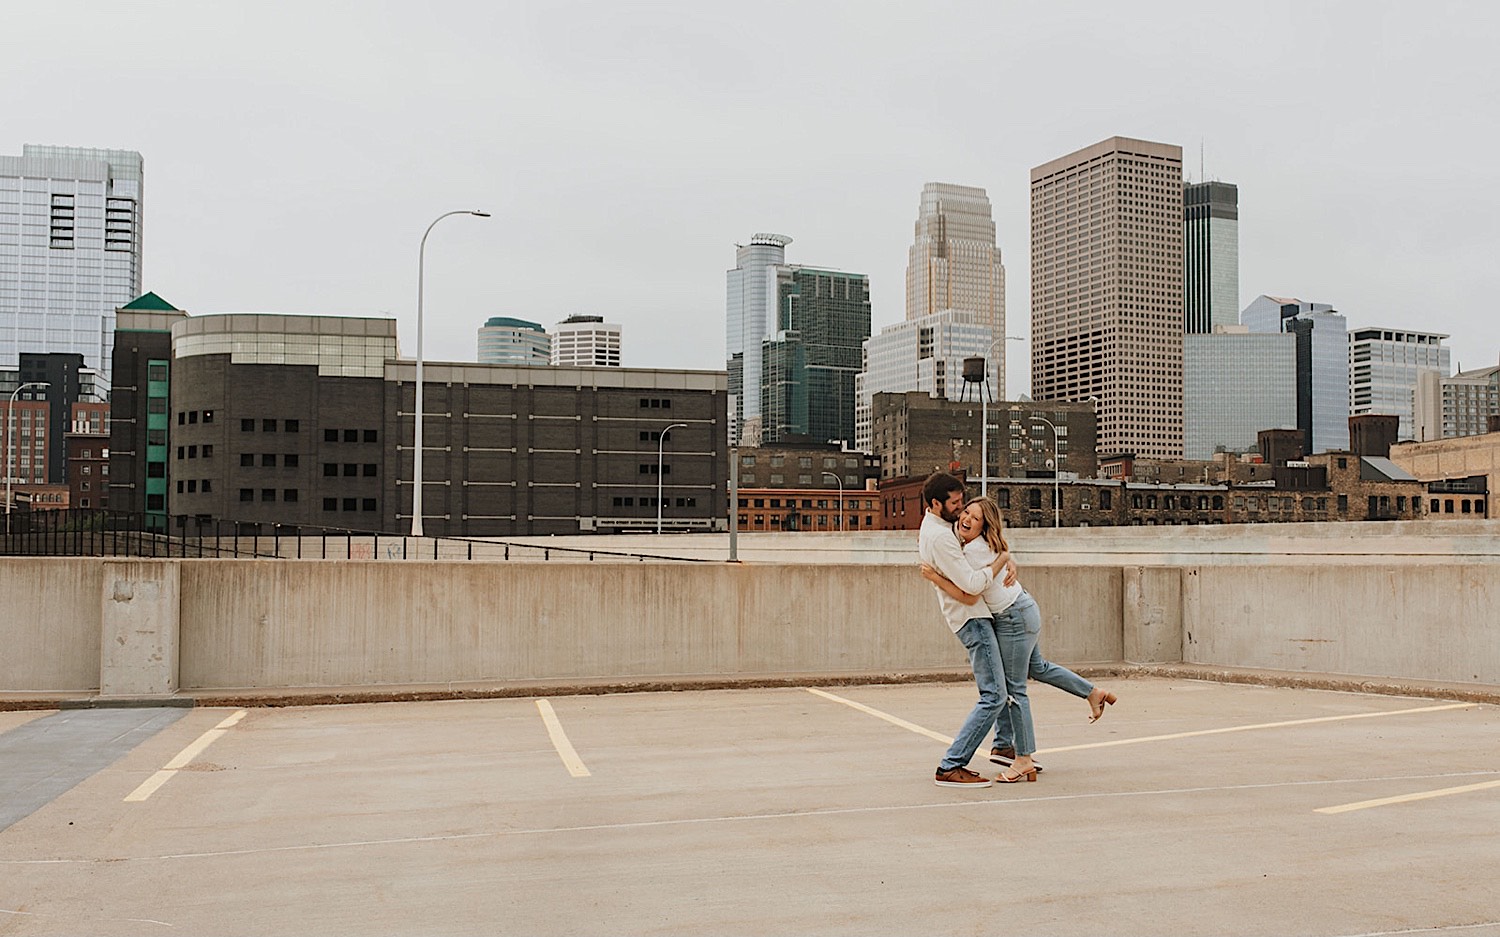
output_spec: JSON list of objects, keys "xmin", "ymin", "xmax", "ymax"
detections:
[{"xmin": 1200, "ymin": 138, "xmax": 1205, "ymax": 183}]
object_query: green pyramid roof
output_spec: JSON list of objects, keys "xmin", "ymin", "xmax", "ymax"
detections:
[{"xmin": 120, "ymin": 291, "xmax": 180, "ymax": 311}]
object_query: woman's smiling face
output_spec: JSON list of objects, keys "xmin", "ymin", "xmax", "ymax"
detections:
[{"xmin": 957, "ymin": 502, "xmax": 985, "ymax": 543}]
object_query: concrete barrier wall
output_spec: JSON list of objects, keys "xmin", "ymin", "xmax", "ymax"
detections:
[
  {"xmin": 1184, "ymin": 563, "xmax": 1500, "ymax": 684},
  {"xmin": 176, "ymin": 562, "xmax": 1124, "ymax": 689},
  {"xmin": 0, "ymin": 559, "xmax": 103, "ymax": 692},
  {"xmin": 2, "ymin": 546, "xmax": 1496, "ymax": 696}
]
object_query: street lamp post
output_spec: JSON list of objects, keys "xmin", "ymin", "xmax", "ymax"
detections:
[
  {"xmin": 821, "ymin": 471, "xmax": 844, "ymax": 531},
  {"xmin": 410, "ymin": 209, "xmax": 490, "ymax": 538},
  {"xmin": 980, "ymin": 335, "xmax": 1026, "ymax": 498},
  {"xmin": 1030, "ymin": 415, "xmax": 1061, "ymax": 528},
  {"xmin": 5, "ymin": 381, "xmax": 49, "ymax": 534},
  {"xmin": 656, "ymin": 422, "xmax": 687, "ymax": 534}
]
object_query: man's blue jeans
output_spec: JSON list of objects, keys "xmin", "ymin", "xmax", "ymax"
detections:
[
  {"xmin": 992, "ymin": 590, "xmax": 1097, "ymax": 755},
  {"xmin": 938, "ymin": 617, "xmax": 1004, "ymax": 772}
]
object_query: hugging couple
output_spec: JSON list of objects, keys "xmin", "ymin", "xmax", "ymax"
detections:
[{"xmin": 916, "ymin": 472, "xmax": 1118, "ymax": 788}]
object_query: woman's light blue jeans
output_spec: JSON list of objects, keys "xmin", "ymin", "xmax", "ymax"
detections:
[
  {"xmin": 938, "ymin": 617, "xmax": 1005, "ymax": 772},
  {"xmin": 992, "ymin": 592, "xmax": 1043, "ymax": 757},
  {"xmin": 991, "ymin": 590, "xmax": 1097, "ymax": 756}
]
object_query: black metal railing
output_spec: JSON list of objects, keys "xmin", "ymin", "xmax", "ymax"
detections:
[{"xmin": 1, "ymin": 509, "xmax": 718, "ymax": 563}]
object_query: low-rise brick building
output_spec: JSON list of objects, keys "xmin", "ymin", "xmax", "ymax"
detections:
[{"xmin": 734, "ymin": 487, "xmax": 882, "ymax": 531}]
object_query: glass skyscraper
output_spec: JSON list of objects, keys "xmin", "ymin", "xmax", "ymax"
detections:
[
  {"xmin": 477, "ymin": 317, "xmax": 551, "ymax": 365},
  {"xmin": 759, "ymin": 266, "xmax": 870, "ymax": 447},
  {"xmin": 726, "ymin": 233, "xmax": 791, "ymax": 446},
  {"xmin": 1183, "ymin": 328, "xmax": 1297, "ymax": 460},
  {"xmin": 1242, "ymin": 295, "xmax": 1349, "ymax": 453},
  {"xmin": 905, "ymin": 183, "xmax": 1006, "ymax": 356},
  {"xmin": 1183, "ymin": 182, "xmax": 1239, "ymax": 334},
  {"xmin": 0, "ymin": 144, "xmax": 144, "ymax": 384}
]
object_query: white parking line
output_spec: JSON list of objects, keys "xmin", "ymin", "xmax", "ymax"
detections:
[
  {"xmin": 535, "ymin": 700, "xmax": 590, "ymax": 778},
  {"xmin": 804, "ymin": 688, "xmax": 954, "ymax": 744},
  {"xmin": 1316, "ymin": 777, "xmax": 1500, "ymax": 815},
  {"xmin": 123, "ymin": 710, "xmax": 247, "ymax": 803}
]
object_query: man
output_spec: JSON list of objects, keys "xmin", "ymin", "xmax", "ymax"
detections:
[{"xmin": 918, "ymin": 472, "xmax": 1017, "ymax": 787}]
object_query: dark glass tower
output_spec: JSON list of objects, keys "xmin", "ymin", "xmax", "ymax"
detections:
[{"xmin": 759, "ymin": 267, "xmax": 870, "ymax": 446}]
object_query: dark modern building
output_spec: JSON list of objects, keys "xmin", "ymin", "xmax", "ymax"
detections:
[
  {"xmin": 760, "ymin": 266, "xmax": 870, "ymax": 446},
  {"xmin": 111, "ymin": 308, "xmax": 728, "ymax": 536},
  {"xmin": 734, "ymin": 439, "xmax": 879, "ymax": 491},
  {"xmin": 108, "ymin": 293, "xmax": 187, "ymax": 528}
]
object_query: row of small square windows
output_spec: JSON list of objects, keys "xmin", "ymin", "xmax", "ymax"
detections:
[{"xmin": 611, "ymin": 497, "xmax": 696, "ymax": 507}]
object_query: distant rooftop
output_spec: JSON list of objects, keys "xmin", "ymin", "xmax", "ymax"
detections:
[
  {"xmin": 120, "ymin": 291, "xmax": 180, "ymax": 311},
  {"xmin": 483, "ymin": 317, "xmax": 545, "ymax": 332}
]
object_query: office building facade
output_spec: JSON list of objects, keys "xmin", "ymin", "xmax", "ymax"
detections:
[
  {"xmin": 1, "ymin": 145, "xmax": 144, "ymax": 382},
  {"xmin": 1183, "ymin": 181, "xmax": 1239, "ymax": 334},
  {"xmin": 905, "ymin": 183, "xmax": 1006, "ymax": 349},
  {"xmin": 1348, "ymin": 327, "xmax": 1449, "ymax": 440},
  {"xmin": 550, "ymin": 314, "xmax": 620, "ymax": 367},
  {"xmin": 477, "ymin": 317, "xmax": 551, "ymax": 365},
  {"xmin": 854, "ymin": 310, "xmax": 995, "ymax": 451},
  {"xmin": 1030, "ymin": 136, "xmax": 1185, "ymax": 459},
  {"xmin": 1242, "ymin": 295, "xmax": 1350, "ymax": 453},
  {"xmin": 1183, "ymin": 327, "xmax": 1297, "ymax": 460},
  {"xmin": 726, "ymin": 233, "xmax": 791, "ymax": 445},
  {"xmin": 759, "ymin": 266, "xmax": 870, "ymax": 447},
  {"xmin": 1414, "ymin": 364, "xmax": 1500, "ymax": 441},
  {"xmin": 111, "ymin": 309, "xmax": 727, "ymax": 536}
]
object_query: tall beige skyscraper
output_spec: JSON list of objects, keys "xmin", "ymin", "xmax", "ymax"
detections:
[
  {"xmin": 1030, "ymin": 136, "xmax": 1184, "ymax": 459},
  {"xmin": 905, "ymin": 182, "xmax": 1006, "ymax": 333}
]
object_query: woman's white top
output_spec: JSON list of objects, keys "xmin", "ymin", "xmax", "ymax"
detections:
[{"xmin": 963, "ymin": 537, "xmax": 1024, "ymax": 616}]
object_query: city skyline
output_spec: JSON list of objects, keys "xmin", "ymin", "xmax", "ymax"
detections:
[{"xmin": 4, "ymin": 4, "xmax": 1499, "ymax": 400}]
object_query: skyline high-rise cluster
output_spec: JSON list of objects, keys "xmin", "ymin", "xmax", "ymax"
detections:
[
  {"xmin": 1030, "ymin": 136, "xmax": 1186, "ymax": 460},
  {"xmin": 0, "ymin": 144, "xmax": 144, "ymax": 385},
  {"xmin": 725, "ymin": 233, "xmax": 792, "ymax": 446}
]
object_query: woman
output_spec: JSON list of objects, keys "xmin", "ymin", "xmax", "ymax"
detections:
[{"xmin": 921, "ymin": 497, "xmax": 1117, "ymax": 782}]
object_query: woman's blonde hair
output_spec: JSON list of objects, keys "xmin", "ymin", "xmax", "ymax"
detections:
[{"xmin": 963, "ymin": 496, "xmax": 1008, "ymax": 555}]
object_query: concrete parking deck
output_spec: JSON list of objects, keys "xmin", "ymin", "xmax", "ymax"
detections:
[{"xmin": 1, "ymin": 678, "xmax": 1498, "ymax": 936}]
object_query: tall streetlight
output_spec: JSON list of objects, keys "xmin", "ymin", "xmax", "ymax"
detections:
[
  {"xmin": 5, "ymin": 381, "xmax": 49, "ymax": 534},
  {"xmin": 821, "ymin": 471, "xmax": 844, "ymax": 531},
  {"xmin": 410, "ymin": 209, "xmax": 490, "ymax": 537},
  {"xmin": 1030, "ymin": 415, "xmax": 1061, "ymax": 528},
  {"xmin": 980, "ymin": 335, "xmax": 1026, "ymax": 498},
  {"xmin": 656, "ymin": 422, "xmax": 687, "ymax": 534}
]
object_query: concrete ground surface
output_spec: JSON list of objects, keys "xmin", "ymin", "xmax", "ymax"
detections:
[{"xmin": 1, "ymin": 678, "xmax": 1498, "ymax": 937}]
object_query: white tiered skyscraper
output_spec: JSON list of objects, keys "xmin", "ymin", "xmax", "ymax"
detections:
[
  {"xmin": 905, "ymin": 184, "xmax": 1005, "ymax": 331},
  {"xmin": 0, "ymin": 144, "xmax": 144, "ymax": 383}
]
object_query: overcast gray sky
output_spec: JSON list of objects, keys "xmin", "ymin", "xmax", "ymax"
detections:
[{"xmin": 6, "ymin": 1, "xmax": 1496, "ymax": 396}]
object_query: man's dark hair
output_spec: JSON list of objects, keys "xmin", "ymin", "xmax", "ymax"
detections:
[{"xmin": 922, "ymin": 472, "xmax": 965, "ymax": 509}]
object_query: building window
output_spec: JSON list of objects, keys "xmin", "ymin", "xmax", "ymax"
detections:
[
  {"xmin": 1211, "ymin": 496, "xmax": 1223, "ymax": 510},
  {"xmin": 363, "ymin": 464, "xmax": 377, "ymax": 477},
  {"xmin": 147, "ymin": 462, "xmax": 165, "ymax": 478},
  {"xmin": 1146, "ymin": 495, "xmax": 1158, "ymax": 509},
  {"xmin": 184, "ymin": 480, "xmax": 195, "ymax": 493},
  {"xmin": 1164, "ymin": 496, "xmax": 1176, "ymax": 510},
  {"xmin": 323, "ymin": 498, "xmax": 337, "ymax": 511},
  {"xmin": 998, "ymin": 490, "xmax": 1012, "ymax": 508},
  {"xmin": 241, "ymin": 453, "xmax": 255, "ymax": 467},
  {"xmin": 1429, "ymin": 498, "xmax": 1439, "ymax": 513},
  {"xmin": 148, "ymin": 398, "xmax": 167, "ymax": 414},
  {"xmin": 1445, "ymin": 499, "xmax": 1455, "ymax": 514},
  {"xmin": 262, "ymin": 454, "xmax": 277, "ymax": 467},
  {"xmin": 263, "ymin": 419, "xmax": 278, "ymax": 432},
  {"xmin": 363, "ymin": 429, "xmax": 377, "ymax": 443},
  {"xmin": 285, "ymin": 419, "xmax": 299, "ymax": 433},
  {"xmin": 147, "ymin": 494, "xmax": 164, "ymax": 510},
  {"xmin": 148, "ymin": 429, "xmax": 166, "ymax": 445},
  {"xmin": 325, "ymin": 429, "xmax": 338, "ymax": 442},
  {"xmin": 1028, "ymin": 489, "xmax": 1042, "ymax": 510},
  {"xmin": 240, "ymin": 488, "xmax": 253, "ymax": 502},
  {"xmin": 1337, "ymin": 458, "xmax": 1348, "ymax": 469},
  {"xmin": 177, "ymin": 446, "xmax": 185, "ymax": 460},
  {"xmin": 202, "ymin": 480, "xmax": 212, "ymax": 493},
  {"xmin": 261, "ymin": 489, "xmax": 275, "ymax": 502},
  {"xmin": 343, "ymin": 463, "xmax": 357, "ymax": 477},
  {"xmin": 343, "ymin": 430, "xmax": 358, "ymax": 443},
  {"xmin": 176, "ymin": 480, "xmax": 184, "ymax": 494},
  {"xmin": 741, "ymin": 455, "xmax": 755, "ymax": 466},
  {"xmin": 324, "ymin": 464, "xmax": 338, "ymax": 477},
  {"xmin": 242, "ymin": 419, "xmax": 255, "ymax": 432},
  {"xmin": 148, "ymin": 364, "xmax": 167, "ymax": 382},
  {"xmin": 177, "ymin": 413, "xmax": 185, "ymax": 426},
  {"xmin": 203, "ymin": 410, "xmax": 214, "ymax": 424},
  {"xmin": 1338, "ymin": 495, "xmax": 1349, "ymax": 513},
  {"xmin": 187, "ymin": 446, "xmax": 197, "ymax": 459},
  {"xmin": 284, "ymin": 454, "xmax": 298, "ymax": 467},
  {"xmin": 284, "ymin": 489, "xmax": 299, "ymax": 503},
  {"xmin": 342, "ymin": 498, "xmax": 357, "ymax": 511},
  {"xmin": 188, "ymin": 411, "xmax": 198, "ymax": 425}
]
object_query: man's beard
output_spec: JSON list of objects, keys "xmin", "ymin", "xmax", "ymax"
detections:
[{"xmin": 940, "ymin": 504, "xmax": 961, "ymax": 523}]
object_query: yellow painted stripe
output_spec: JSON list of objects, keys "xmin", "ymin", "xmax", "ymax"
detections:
[
  {"xmin": 1316, "ymin": 777, "xmax": 1500, "ymax": 815},
  {"xmin": 123, "ymin": 709, "xmax": 247, "ymax": 803},
  {"xmin": 1037, "ymin": 702, "xmax": 1473, "ymax": 755},
  {"xmin": 535, "ymin": 700, "xmax": 591, "ymax": 778},
  {"xmin": 804, "ymin": 688, "xmax": 955, "ymax": 745}
]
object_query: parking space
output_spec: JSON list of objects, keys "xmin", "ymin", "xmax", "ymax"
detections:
[{"xmin": 1, "ymin": 679, "xmax": 1498, "ymax": 936}]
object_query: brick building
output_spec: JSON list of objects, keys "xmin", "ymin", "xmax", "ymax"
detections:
[
  {"xmin": 734, "ymin": 440, "xmax": 878, "ymax": 491},
  {"xmin": 734, "ymin": 487, "xmax": 882, "ymax": 531}
]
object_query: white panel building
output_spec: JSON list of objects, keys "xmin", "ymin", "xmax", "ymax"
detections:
[
  {"xmin": 551, "ymin": 315, "xmax": 621, "ymax": 367},
  {"xmin": 854, "ymin": 309, "xmax": 994, "ymax": 452},
  {"xmin": 1348, "ymin": 327, "xmax": 1450, "ymax": 441}
]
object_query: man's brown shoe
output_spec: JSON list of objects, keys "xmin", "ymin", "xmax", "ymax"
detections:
[{"xmin": 934, "ymin": 766, "xmax": 992, "ymax": 788}]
